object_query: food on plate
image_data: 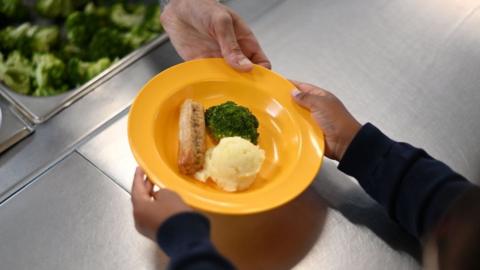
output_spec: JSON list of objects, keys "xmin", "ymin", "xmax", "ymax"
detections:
[
  {"xmin": 205, "ymin": 101, "xmax": 260, "ymax": 144},
  {"xmin": 195, "ymin": 137, "xmax": 265, "ymax": 192},
  {"xmin": 0, "ymin": 2, "xmax": 163, "ymax": 96},
  {"xmin": 178, "ymin": 99, "xmax": 264, "ymax": 192},
  {"xmin": 178, "ymin": 99, "xmax": 207, "ymax": 175}
]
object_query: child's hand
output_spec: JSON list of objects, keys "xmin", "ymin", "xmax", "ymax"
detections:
[
  {"xmin": 291, "ymin": 81, "xmax": 361, "ymax": 161},
  {"xmin": 131, "ymin": 167, "xmax": 192, "ymax": 241}
]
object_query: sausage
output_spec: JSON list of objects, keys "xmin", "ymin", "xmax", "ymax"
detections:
[{"xmin": 178, "ymin": 99, "xmax": 206, "ymax": 175}]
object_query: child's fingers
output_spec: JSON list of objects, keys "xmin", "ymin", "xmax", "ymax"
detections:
[
  {"xmin": 290, "ymin": 80, "xmax": 329, "ymax": 96},
  {"xmin": 131, "ymin": 167, "xmax": 150, "ymax": 203},
  {"xmin": 144, "ymin": 177, "xmax": 154, "ymax": 196}
]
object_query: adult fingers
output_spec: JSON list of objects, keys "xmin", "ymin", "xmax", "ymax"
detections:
[
  {"xmin": 232, "ymin": 13, "xmax": 271, "ymax": 69},
  {"xmin": 213, "ymin": 12, "xmax": 253, "ymax": 72},
  {"xmin": 239, "ymin": 36, "xmax": 271, "ymax": 69}
]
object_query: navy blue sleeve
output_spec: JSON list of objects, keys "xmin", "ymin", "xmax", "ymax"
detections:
[
  {"xmin": 338, "ymin": 123, "xmax": 475, "ymax": 238},
  {"xmin": 156, "ymin": 212, "xmax": 235, "ymax": 270}
]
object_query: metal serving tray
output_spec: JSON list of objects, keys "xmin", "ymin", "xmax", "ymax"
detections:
[
  {"xmin": 0, "ymin": 96, "xmax": 33, "ymax": 153},
  {"xmin": 0, "ymin": 34, "xmax": 169, "ymax": 124}
]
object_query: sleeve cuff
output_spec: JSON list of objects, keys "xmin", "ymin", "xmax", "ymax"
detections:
[
  {"xmin": 156, "ymin": 212, "xmax": 211, "ymax": 257},
  {"xmin": 338, "ymin": 123, "xmax": 394, "ymax": 182}
]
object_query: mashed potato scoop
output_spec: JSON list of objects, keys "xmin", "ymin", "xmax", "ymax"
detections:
[{"xmin": 195, "ymin": 136, "xmax": 265, "ymax": 192}]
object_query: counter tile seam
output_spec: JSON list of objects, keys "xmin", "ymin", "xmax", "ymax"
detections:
[
  {"xmin": 76, "ymin": 150, "xmax": 131, "ymax": 195},
  {"xmin": 0, "ymin": 106, "xmax": 131, "ymax": 204}
]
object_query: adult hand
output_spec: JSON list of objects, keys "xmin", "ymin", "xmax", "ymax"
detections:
[
  {"xmin": 161, "ymin": 0, "xmax": 271, "ymax": 71},
  {"xmin": 291, "ymin": 81, "xmax": 361, "ymax": 161},
  {"xmin": 131, "ymin": 167, "xmax": 193, "ymax": 241}
]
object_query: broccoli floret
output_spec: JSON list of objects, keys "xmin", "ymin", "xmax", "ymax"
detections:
[
  {"xmin": 1, "ymin": 65, "xmax": 32, "ymax": 94},
  {"xmin": 0, "ymin": 23, "xmax": 31, "ymax": 53},
  {"xmin": 5, "ymin": 50, "xmax": 30, "ymax": 67},
  {"xmin": 88, "ymin": 28, "xmax": 130, "ymax": 60},
  {"xmin": 110, "ymin": 3, "xmax": 145, "ymax": 30},
  {"xmin": 123, "ymin": 26, "xmax": 158, "ymax": 49},
  {"xmin": 35, "ymin": 0, "xmax": 86, "ymax": 18},
  {"xmin": 143, "ymin": 5, "xmax": 162, "ymax": 33},
  {"xmin": 65, "ymin": 11, "xmax": 99, "ymax": 47},
  {"xmin": 58, "ymin": 42, "xmax": 83, "ymax": 60},
  {"xmin": 205, "ymin": 101, "xmax": 260, "ymax": 144},
  {"xmin": 0, "ymin": 23, "xmax": 59, "ymax": 55},
  {"xmin": 32, "ymin": 53, "xmax": 67, "ymax": 94},
  {"xmin": 0, "ymin": 50, "xmax": 33, "ymax": 95},
  {"xmin": 67, "ymin": 57, "xmax": 111, "ymax": 86},
  {"xmin": 30, "ymin": 26, "xmax": 60, "ymax": 53},
  {"xmin": 36, "ymin": 0, "xmax": 71, "ymax": 18},
  {"xmin": 84, "ymin": 2, "xmax": 109, "ymax": 23},
  {"xmin": 1, "ymin": 51, "xmax": 69, "ymax": 96},
  {"xmin": 0, "ymin": 0, "xmax": 28, "ymax": 22}
]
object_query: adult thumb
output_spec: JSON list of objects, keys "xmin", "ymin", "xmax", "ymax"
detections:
[{"xmin": 213, "ymin": 13, "xmax": 253, "ymax": 71}]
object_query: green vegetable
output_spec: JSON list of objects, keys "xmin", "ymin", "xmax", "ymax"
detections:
[
  {"xmin": 30, "ymin": 26, "xmax": 60, "ymax": 53},
  {"xmin": 123, "ymin": 26, "xmax": 158, "ymax": 49},
  {"xmin": 88, "ymin": 28, "xmax": 130, "ymax": 60},
  {"xmin": 0, "ymin": 50, "xmax": 33, "ymax": 95},
  {"xmin": 65, "ymin": 11, "xmax": 99, "ymax": 46},
  {"xmin": 205, "ymin": 101, "xmax": 260, "ymax": 144},
  {"xmin": 143, "ymin": 5, "xmax": 162, "ymax": 33},
  {"xmin": 58, "ymin": 42, "xmax": 83, "ymax": 60},
  {"xmin": 35, "ymin": 0, "xmax": 87, "ymax": 19},
  {"xmin": 32, "ymin": 53, "xmax": 68, "ymax": 95},
  {"xmin": 110, "ymin": 3, "xmax": 145, "ymax": 30},
  {"xmin": 0, "ymin": 23, "xmax": 59, "ymax": 55},
  {"xmin": 1, "ymin": 1, "xmax": 163, "ymax": 96},
  {"xmin": 67, "ymin": 57, "xmax": 111, "ymax": 86},
  {"xmin": 83, "ymin": 2, "xmax": 110, "ymax": 25},
  {"xmin": 0, "ymin": 0, "xmax": 29, "ymax": 22},
  {"xmin": 0, "ymin": 23, "xmax": 31, "ymax": 53}
]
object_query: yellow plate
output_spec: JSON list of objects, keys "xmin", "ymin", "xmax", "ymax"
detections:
[{"xmin": 128, "ymin": 58, "xmax": 324, "ymax": 214}]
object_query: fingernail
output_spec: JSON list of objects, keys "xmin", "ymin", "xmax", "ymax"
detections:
[
  {"xmin": 291, "ymin": 88, "xmax": 302, "ymax": 97},
  {"xmin": 238, "ymin": 57, "xmax": 252, "ymax": 66}
]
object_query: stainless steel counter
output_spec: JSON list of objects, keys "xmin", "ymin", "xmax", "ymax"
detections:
[
  {"xmin": 1, "ymin": 0, "xmax": 480, "ymax": 269},
  {"xmin": 0, "ymin": 153, "xmax": 167, "ymax": 269}
]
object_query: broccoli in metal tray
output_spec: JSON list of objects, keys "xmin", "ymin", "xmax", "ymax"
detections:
[
  {"xmin": 205, "ymin": 101, "xmax": 260, "ymax": 144},
  {"xmin": 0, "ymin": 0, "xmax": 29, "ymax": 23},
  {"xmin": 0, "ymin": 1, "xmax": 164, "ymax": 96},
  {"xmin": 0, "ymin": 23, "xmax": 60, "ymax": 56},
  {"xmin": 35, "ymin": 0, "xmax": 88, "ymax": 19},
  {"xmin": 67, "ymin": 57, "xmax": 111, "ymax": 86},
  {"xmin": 31, "ymin": 53, "xmax": 69, "ymax": 96},
  {"xmin": 110, "ymin": 3, "xmax": 145, "ymax": 30},
  {"xmin": 0, "ymin": 50, "xmax": 33, "ymax": 95}
]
